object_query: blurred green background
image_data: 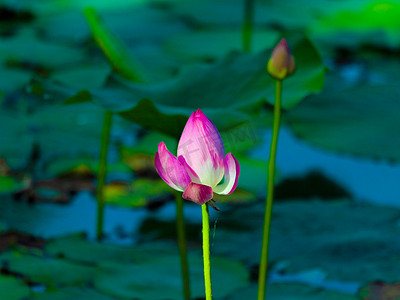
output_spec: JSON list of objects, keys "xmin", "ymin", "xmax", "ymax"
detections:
[{"xmin": 0, "ymin": 0, "xmax": 400, "ymax": 299}]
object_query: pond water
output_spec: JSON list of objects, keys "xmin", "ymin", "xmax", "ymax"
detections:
[{"xmin": 257, "ymin": 127, "xmax": 400, "ymax": 207}]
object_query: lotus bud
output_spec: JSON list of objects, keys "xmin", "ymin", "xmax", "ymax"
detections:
[
  {"xmin": 267, "ymin": 38, "xmax": 296, "ymax": 80},
  {"xmin": 155, "ymin": 109, "xmax": 240, "ymax": 205}
]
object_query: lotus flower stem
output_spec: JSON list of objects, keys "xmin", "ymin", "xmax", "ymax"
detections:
[
  {"xmin": 257, "ymin": 79, "xmax": 282, "ymax": 299},
  {"xmin": 242, "ymin": 0, "xmax": 255, "ymax": 52},
  {"xmin": 175, "ymin": 192, "xmax": 191, "ymax": 300},
  {"xmin": 96, "ymin": 110, "xmax": 113, "ymax": 241},
  {"xmin": 202, "ymin": 203, "xmax": 212, "ymax": 300}
]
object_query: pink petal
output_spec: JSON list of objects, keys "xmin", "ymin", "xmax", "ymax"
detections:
[
  {"xmin": 182, "ymin": 182, "xmax": 213, "ymax": 205},
  {"xmin": 213, "ymin": 153, "xmax": 240, "ymax": 195},
  {"xmin": 154, "ymin": 142, "xmax": 191, "ymax": 192},
  {"xmin": 177, "ymin": 109, "xmax": 224, "ymax": 187},
  {"xmin": 178, "ymin": 155, "xmax": 200, "ymax": 183}
]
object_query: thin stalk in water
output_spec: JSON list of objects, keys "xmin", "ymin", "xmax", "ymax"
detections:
[
  {"xmin": 257, "ymin": 79, "xmax": 282, "ymax": 299},
  {"xmin": 96, "ymin": 110, "xmax": 113, "ymax": 241},
  {"xmin": 242, "ymin": 0, "xmax": 255, "ymax": 52}
]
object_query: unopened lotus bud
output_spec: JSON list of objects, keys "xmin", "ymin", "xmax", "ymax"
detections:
[
  {"xmin": 154, "ymin": 109, "xmax": 240, "ymax": 205},
  {"xmin": 267, "ymin": 38, "xmax": 296, "ymax": 80}
]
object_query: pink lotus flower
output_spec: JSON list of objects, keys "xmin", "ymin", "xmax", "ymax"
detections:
[{"xmin": 155, "ymin": 109, "xmax": 240, "ymax": 205}]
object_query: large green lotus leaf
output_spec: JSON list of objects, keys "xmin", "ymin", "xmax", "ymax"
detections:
[
  {"xmin": 0, "ymin": 251, "xmax": 96, "ymax": 286},
  {"xmin": 26, "ymin": 103, "xmax": 103, "ymax": 161},
  {"xmin": 115, "ymin": 36, "xmax": 324, "ymax": 110},
  {"xmin": 0, "ymin": 110, "xmax": 34, "ymax": 169},
  {"xmin": 231, "ymin": 283, "xmax": 357, "ymax": 300},
  {"xmin": 65, "ymin": 80, "xmax": 262, "ymax": 140},
  {"xmin": 62, "ymin": 36, "xmax": 322, "ymax": 138},
  {"xmin": 0, "ymin": 29, "xmax": 84, "ymax": 68},
  {"xmin": 285, "ymin": 84, "xmax": 400, "ymax": 162},
  {"xmin": 51, "ymin": 64, "xmax": 111, "ymax": 89},
  {"xmin": 127, "ymin": 44, "xmax": 184, "ymax": 82},
  {"xmin": 0, "ymin": 274, "xmax": 30, "ymax": 300},
  {"xmin": 33, "ymin": 287, "xmax": 116, "ymax": 300},
  {"xmin": 94, "ymin": 254, "xmax": 249, "ymax": 300},
  {"xmin": 165, "ymin": 30, "xmax": 279, "ymax": 60},
  {"xmin": 0, "ymin": 102, "xmax": 104, "ymax": 169},
  {"xmin": 46, "ymin": 234, "xmax": 180, "ymax": 265},
  {"xmin": 214, "ymin": 200, "xmax": 400, "ymax": 283}
]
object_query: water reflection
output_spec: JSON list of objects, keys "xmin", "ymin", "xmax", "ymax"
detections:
[{"xmin": 0, "ymin": 191, "xmax": 147, "ymax": 244}]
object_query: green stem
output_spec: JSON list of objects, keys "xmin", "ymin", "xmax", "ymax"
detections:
[
  {"xmin": 202, "ymin": 203, "xmax": 212, "ymax": 300},
  {"xmin": 175, "ymin": 193, "xmax": 191, "ymax": 300},
  {"xmin": 96, "ymin": 110, "xmax": 113, "ymax": 241},
  {"xmin": 257, "ymin": 79, "xmax": 282, "ymax": 300},
  {"xmin": 242, "ymin": 0, "xmax": 255, "ymax": 52}
]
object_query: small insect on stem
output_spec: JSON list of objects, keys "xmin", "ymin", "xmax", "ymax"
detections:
[{"xmin": 208, "ymin": 199, "xmax": 220, "ymax": 211}]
